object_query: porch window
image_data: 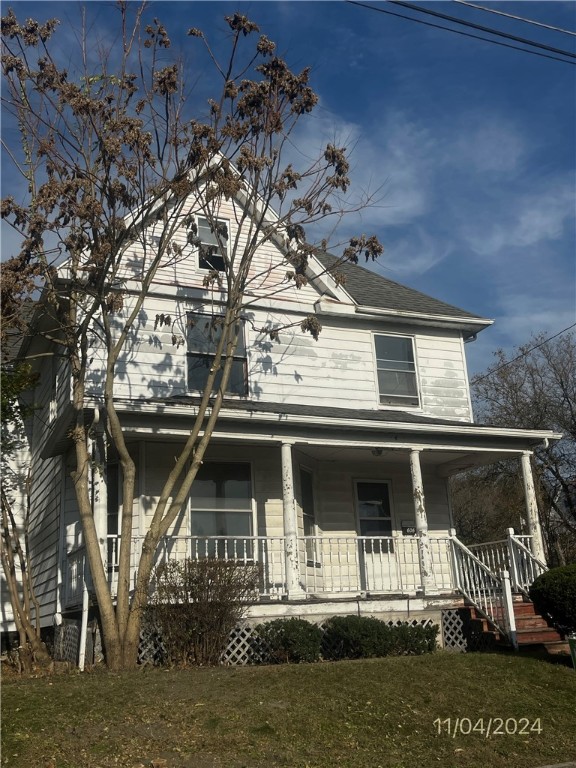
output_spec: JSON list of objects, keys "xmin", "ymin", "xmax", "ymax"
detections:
[
  {"xmin": 356, "ymin": 481, "xmax": 393, "ymax": 554},
  {"xmin": 190, "ymin": 462, "xmax": 253, "ymax": 558},
  {"xmin": 300, "ymin": 468, "xmax": 318, "ymax": 565},
  {"xmin": 197, "ymin": 216, "xmax": 227, "ymax": 272},
  {"xmin": 374, "ymin": 334, "xmax": 419, "ymax": 407},
  {"xmin": 187, "ymin": 313, "xmax": 247, "ymax": 396}
]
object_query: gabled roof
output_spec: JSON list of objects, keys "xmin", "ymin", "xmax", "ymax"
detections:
[{"xmin": 315, "ymin": 253, "xmax": 491, "ymax": 327}]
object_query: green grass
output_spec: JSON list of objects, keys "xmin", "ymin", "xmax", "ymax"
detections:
[{"xmin": 2, "ymin": 652, "xmax": 575, "ymax": 768}]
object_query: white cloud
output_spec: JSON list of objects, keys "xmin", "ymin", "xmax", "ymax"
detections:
[
  {"xmin": 446, "ymin": 113, "xmax": 528, "ymax": 174},
  {"xmin": 461, "ymin": 178, "xmax": 575, "ymax": 257}
]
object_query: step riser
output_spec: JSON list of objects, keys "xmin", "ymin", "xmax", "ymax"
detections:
[
  {"xmin": 462, "ymin": 604, "xmax": 567, "ymax": 653},
  {"xmin": 517, "ymin": 630, "xmax": 564, "ymax": 644},
  {"xmin": 514, "ymin": 617, "xmax": 554, "ymax": 630}
]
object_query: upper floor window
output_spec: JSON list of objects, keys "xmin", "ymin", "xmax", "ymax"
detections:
[
  {"xmin": 197, "ymin": 216, "xmax": 227, "ymax": 272},
  {"xmin": 187, "ymin": 313, "xmax": 247, "ymax": 397},
  {"xmin": 374, "ymin": 334, "xmax": 419, "ymax": 407}
]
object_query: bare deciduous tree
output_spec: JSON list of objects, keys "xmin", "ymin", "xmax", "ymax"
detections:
[
  {"xmin": 452, "ymin": 331, "xmax": 576, "ymax": 564},
  {"xmin": 1, "ymin": 6, "xmax": 383, "ymax": 669}
]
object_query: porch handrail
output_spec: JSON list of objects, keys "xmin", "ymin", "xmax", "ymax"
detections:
[
  {"xmin": 505, "ymin": 528, "xmax": 547, "ymax": 597},
  {"xmin": 467, "ymin": 529, "xmax": 547, "ymax": 596},
  {"xmin": 449, "ymin": 531, "xmax": 517, "ymax": 648}
]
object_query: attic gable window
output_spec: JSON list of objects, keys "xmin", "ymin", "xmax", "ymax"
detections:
[
  {"xmin": 197, "ymin": 216, "xmax": 227, "ymax": 272},
  {"xmin": 374, "ymin": 334, "xmax": 419, "ymax": 408},
  {"xmin": 187, "ymin": 313, "xmax": 247, "ymax": 397}
]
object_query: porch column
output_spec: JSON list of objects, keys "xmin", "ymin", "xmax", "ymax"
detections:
[
  {"xmin": 281, "ymin": 442, "xmax": 305, "ymax": 599},
  {"xmin": 521, "ymin": 451, "xmax": 546, "ymax": 563},
  {"xmin": 90, "ymin": 422, "xmax": 108, "ymax": 568},
  {"xmin": 409, "ymin": 449, "xmax": 437, "ymax": 595}
]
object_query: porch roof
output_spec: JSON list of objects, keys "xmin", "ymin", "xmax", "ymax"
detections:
[
  {"xmin": 113, "ymin": 396, "xmax": 559, "ymax": 474},
  {"xmin": 45, "ymin": 396, "xmax": 559, "ymax": 474}
]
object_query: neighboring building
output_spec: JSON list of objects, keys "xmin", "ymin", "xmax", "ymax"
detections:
[{"xmin": 1, "ymin": 190, "xmax": 557, "ymax": 655}]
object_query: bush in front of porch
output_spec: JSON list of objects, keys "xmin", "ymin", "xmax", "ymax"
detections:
[
  {"xmin": 146, "ymin": 558, "xmax": 261, "ymax": 666},
  {"xmin": 256, "ymin": 618, "xmax": 324, "ymax": 663},
  {"xmin": 322, "ymin": 615, "xmax": 438, "ymax": 660},
  {"xmin": 529, "ymin": 563, "xmax": 576, "ymax": 634},
  {"xmin": 254, "ymin": 616, "xmax": 439, "ymax": 664}
]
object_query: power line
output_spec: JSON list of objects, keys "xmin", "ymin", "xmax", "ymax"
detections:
[
  {"xmin": 346, "ymin": 1, "xmax": 576, "ymax": 66},
  {"xmin": 472, "ymin": 323, "xmax": 576, "ymax": 384},
  {"xmin": 453, "ymin": 1, "xmax": 576, "ymax": 38},
  {"xmin": 389, "ymin": 1, "xmax": 576, "ymax": 60}
]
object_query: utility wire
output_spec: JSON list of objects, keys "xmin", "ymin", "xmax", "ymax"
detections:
[
  {"xmin": 389, "ymin": 1, "xmax": 576, "ymax": 59},
  {"xmin": 453, "ymin": 1, "xmax": 576, "ymax": 38},
  {"xmin": 473, "ymin": 323, "xmax": 576, "ymax": 383},
  {"xmin": 346, "ymin": 1, "xmax": 576, "ymax": 66}
]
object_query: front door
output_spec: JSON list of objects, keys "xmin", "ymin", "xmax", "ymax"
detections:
[{"xmin": 355, "ymin": 481, "xmax": 399, "ymax": 592}]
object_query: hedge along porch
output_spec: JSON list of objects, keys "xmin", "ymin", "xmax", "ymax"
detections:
[{"xmin": 60, "ymin": 399, "xmax": 553, "ymax": 620}]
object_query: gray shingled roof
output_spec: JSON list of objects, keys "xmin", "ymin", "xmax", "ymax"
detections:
[
  {"xmin": 166, "ymin": 395, "xmax": 465, "ymax": 426},
  {"xmin": 315, "ymin": 253, "xmax": 490, "ymax": 323}
]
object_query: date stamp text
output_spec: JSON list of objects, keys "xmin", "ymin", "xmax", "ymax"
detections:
[{"xmin": 433, "ymin": 717, "xmax": 542, "ymax": 738}]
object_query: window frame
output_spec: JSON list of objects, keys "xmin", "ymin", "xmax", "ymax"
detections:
[
  {"xmin": 188, "ymin": 460, "xmax": 256, "ymax": 560},
  {"xmin": 186, "ymin": 312, "xmax": 248, "ymax": 397},
  {"xmin": 373, "ymin": 332, "xmax": 420, "ymax": 409},
  {"xmin": 196, "ymin": 215, "xmax": 228, "ymax": 272},
  {"xmin": 354, "ymin": 478, "xmax": 396, "ymax": 555},
  {"xmin": 299, "ymin": 467, "xmax": 320, "ymax": 567}
]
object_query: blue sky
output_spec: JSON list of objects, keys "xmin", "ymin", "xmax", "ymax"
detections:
[{"xmin": 3, "ymin": 1, "xmax": 575, "ymax": 375}]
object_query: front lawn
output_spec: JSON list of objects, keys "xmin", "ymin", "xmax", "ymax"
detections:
[{"xmin": 2, "ymin": 652, "xmax": 575, "ymax": 767}]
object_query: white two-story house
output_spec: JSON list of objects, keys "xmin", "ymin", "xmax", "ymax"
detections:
[{"xmin": 2, "ymin": 188, "xmax": 557, "ymax": 657}]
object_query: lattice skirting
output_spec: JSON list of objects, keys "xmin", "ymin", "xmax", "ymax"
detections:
[
  {"xmin": 53, "ymin": 623, "xmax": 80, "ymax": 664},
  {"xmin": 441, "ymin": 608, "xmax": 497, "ymax": 653},
  {"xmin": 139, "ymin": 617, "xmax": 437, "ymax": 667}
]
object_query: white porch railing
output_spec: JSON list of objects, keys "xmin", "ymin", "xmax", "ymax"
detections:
[
  {"xmin": 468, "ymin": 528, "xmax": 547, "ymax": 596},
  {"xmin": 301, "ymin": 535, "xmax": 454, "ymax": 594},
  {"xmin": 106, "ymin": 535, "xmax": 287, "ymax": 600},
  {"xmin": 450, "ymin": 534, "xmax": 517, "ymax": 647},
  {"xmin": 64, "ymin": 533, "xmax": 454, "ymax": 606},
  {"xmin": 65, "ymin": 531, "xmax": 545, "ymax": 638}
]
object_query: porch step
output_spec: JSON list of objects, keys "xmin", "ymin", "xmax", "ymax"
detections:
[{"xmin": 464, "ymin": 600, "xmax": 571, "ymax": 657}]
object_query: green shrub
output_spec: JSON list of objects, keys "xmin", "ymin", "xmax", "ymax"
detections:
[
  {"xmin": 529, "ymin": 564, "xmax": 576, "ymax": 632},
  {"xmin": 256, "ymin": 618, "xmax": 323, "ymax": 663},
  {"xmin": 323, "ymin": 615, "xmax": 438, "ymax": 660}
]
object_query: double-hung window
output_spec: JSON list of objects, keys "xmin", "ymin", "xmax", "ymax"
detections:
[
  {"xmin": 374, "ymin": 334, "xmax": 419, "ymax": 407},
  {"xmin": 190, "ymin": 462, "xmax": 253, "ymax": 559},
  {"xmin": 356, "ymin": 481, "xmax": 393, "ymax": 554},
  {"xmin": 197, "ymin": 216, "xmax": 227, "ymax": 272},
  {"xmin": 187, "ymin": 313, "xmax": 247, "ymax": 396}
]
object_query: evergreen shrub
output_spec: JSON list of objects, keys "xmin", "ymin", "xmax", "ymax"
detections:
[
  {"xmin": 322, "ymin": 615, "xmax": 438, "ymax": 660},
  {"xmin": 256, "ymin": 617, "xmax": 323, "ymax": 663},
  {"xmin": 529, "ymin": 563, "xmax": 576, "ymax": 632}
]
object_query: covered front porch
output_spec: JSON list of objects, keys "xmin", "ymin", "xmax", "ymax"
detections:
[{"xmin": 59, "ymin": 401, "xmax": 556, "ymax": 650}]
